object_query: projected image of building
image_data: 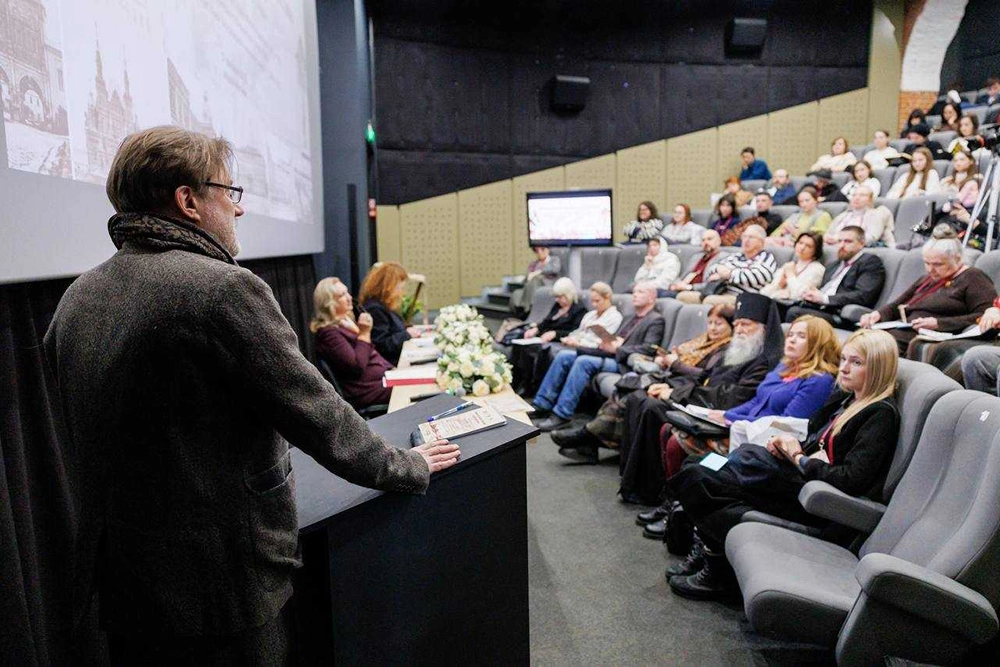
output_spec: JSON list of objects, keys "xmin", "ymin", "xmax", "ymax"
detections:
[
  {"xmin": 0, "ymin": 0, "xmax": 71, "ymax": 177},
  {"xmin": 82, "ymin": 40, "xmax": 138, "ymax": 181},
  {"xmin": 167, "ymin": 58, "xmax": 213, "ymax": 136}
]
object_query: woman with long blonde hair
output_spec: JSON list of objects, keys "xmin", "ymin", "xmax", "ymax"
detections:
[
  {"xmin": 668, "ymin": 329, "xmax": 901, "ymax": 600},
  {"xmin": 886, "ymin": 147, "xmax": 940, "ymax": 199},
  {"xmin": 312, "ymin": 277, "xmax": 395, "ymax": 408}
]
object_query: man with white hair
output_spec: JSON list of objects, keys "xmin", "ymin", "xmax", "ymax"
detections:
[
  {"xmin": 533, "ymin": 282, "xmax": 665, "ymax": 432},
  {"xmin": 861, "ymin": 229, "xmax": 996, "ymax": 355},
  {"xmin": 825, "ymin": 186, "xmax": 895, "ymax": 247},
  {"xmin": 677, "ymin": 225, "xmax": 776, "ymax": 305}
]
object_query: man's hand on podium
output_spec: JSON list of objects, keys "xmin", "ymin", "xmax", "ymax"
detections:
[{"xmin": 414, "ymin": 439, "xmax": 461, "ymax": 474}]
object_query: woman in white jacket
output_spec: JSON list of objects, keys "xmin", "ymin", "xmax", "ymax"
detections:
[
  {"xmin": 632, "ymin": 237, "xmax": 681, "ymax": 293},
  {"xmin": 886, "ymin": 147, "xmax": 940, "ymax": 199}
]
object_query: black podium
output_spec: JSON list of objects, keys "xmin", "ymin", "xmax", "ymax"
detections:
[{"xmin": 291, "ymin": 394, "xmax": 537, "ymax": 664}]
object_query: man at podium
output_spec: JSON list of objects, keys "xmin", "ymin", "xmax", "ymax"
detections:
[{"xmin": 43, "ymin": 127, "xmax": 461, "ymax": 662}]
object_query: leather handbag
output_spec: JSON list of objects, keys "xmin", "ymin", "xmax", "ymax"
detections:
[{"xmin": 662, "ymin": 409, "xmax": 729, "ymax": 439}]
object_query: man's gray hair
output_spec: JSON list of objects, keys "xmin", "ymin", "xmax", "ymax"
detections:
[{"xmin": 552, "ymin": 277, "xmax": 577, "ymax": 302}]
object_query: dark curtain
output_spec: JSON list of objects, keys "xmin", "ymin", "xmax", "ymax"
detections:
[{"xmin": 0, "ymin": 254, "xmax": 317, "ymax": 665}]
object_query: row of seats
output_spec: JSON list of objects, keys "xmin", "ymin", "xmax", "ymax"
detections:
[
  {"xmin": 526, "ymin": 281, "xmax": 1000, "ymax": 662},
  {"xmin": 570, "ymin": 241, "xmax": 1000, "ymax": 302}
]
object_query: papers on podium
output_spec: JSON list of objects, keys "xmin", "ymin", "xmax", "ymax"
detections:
[{"xmin": 414, "ymin": 406, "xmax": 507, "ymax": 444}]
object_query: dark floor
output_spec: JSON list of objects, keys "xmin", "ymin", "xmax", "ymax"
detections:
[{"xmin": 525, "ymin": 430, "xmax": 836, "ymax": 666}]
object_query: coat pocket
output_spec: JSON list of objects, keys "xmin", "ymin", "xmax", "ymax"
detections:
[{"xmin": 245, "ymin": 451, "xmax": 300, "ymax": 591}]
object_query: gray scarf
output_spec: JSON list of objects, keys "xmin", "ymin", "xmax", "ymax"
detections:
[{"xmin": 107, "ymin": 212, "xmax": 236, "ymax": 265}]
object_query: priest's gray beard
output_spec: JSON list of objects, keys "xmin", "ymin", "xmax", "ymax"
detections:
[{"xmin": 724, "ymin": 330, "xmax": 765, "ymax": 366}]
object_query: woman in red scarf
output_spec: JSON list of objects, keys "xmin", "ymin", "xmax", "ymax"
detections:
[{"xmin": 861, "ymin": 230, "xmax": 996, "ymax": 356}]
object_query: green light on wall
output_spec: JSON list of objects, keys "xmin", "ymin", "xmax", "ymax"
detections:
[{"xmin": 365, "ymin": 121, "xmax": 376, "ymax": 145}]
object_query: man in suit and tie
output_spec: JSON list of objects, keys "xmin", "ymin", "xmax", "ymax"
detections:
[{"xmin": 785, "ymin": 226, "xmax": 886, "ymax": 326}]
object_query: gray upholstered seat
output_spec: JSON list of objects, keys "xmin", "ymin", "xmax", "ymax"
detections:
[
  {"xmin": 728, "ymin": 391, "xmax": 1000, "ymax": 665},
  {"xmin": 767, "ymin": 246, "xmax": 794, "ymax": 267},
  {"xmin": 872, "ymin": 197, "xmax": 898, "ymax": 217},
  {"xmin": 526, "ymin": 287, "xmax": 556, "ymax": 323},
  {"xmin": 770, "ymin": 205, "xmax": 799, "ymax": 221},
  {"xmin": 929, "ymin": 131, "xmax": 956, "ymax": 149},
  {"xmin": 667, "ymin": 304, "xmax": 712, "ymax": 348},
  {"xmin": 872, "ymin": 168, "xmax": 897, "ymax": 196},
  {"xmin": 578, "ymin": 247, "xmax": 620, "ymax": 288},
  {"xmin": 818, "ymin": 201, "xmax": 847, "ymax": 218},
  {"xmin": 594, "ymin": 298, "xmax": 684, "ymax": 398},
  {"xmin": 691, "ymin": 209, "xmax": 713, "ymax": 228},
  {"xmin": 830, "ymin": 172, "xmax": 851, "ymax": 188},
  {"xmin": 893, "ymin": 198, "xmax": 934, "ymax": 249},
  {"xmin": 973, "ymin": 250, "xmax": 1000, "ymax": 290},
  {"xmin": 611, "ymin": 245, "xmax": 646, "ymax": 293},
  {"xmin": 742, "ymin": 179, "xmax": 767, "ymax": 193},
  {"xmin": 933, "ymin": 158, "xmax": 953, "ymax": 178},
  {"xmin": 612, "ymin": 293, "xmax": 634, "ymax": 318},
  {"xmin": 790, "ymin": 176, "xmax": 812, "ymax": 192}
]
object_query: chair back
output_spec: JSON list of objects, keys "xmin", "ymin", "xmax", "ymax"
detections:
[
  {"xmin": 526, "ymin": 287, "xmax": 556, "ymax": 323},
  {"xmin": 667, "ymin": 304, "xmax": 712, "ymax": 348},
  {"xmin": 579, "ymin": 247, "xmax": 620, "ymax": 289},
  {"xmin": 611, "ymin": 245, "xmax": 647, "ymax": 293}
]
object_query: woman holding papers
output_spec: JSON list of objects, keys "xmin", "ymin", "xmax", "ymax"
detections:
[
  {"xmin": 860, "ymin": 230, "xmax": 996, "ymax": 357},
  {"xmin": 510, "ymin": 278, "xmax": 586, "ymax": 393},
  {"xmin": 312, "ymin": 277, "xmax": 394, "ymax": 408},
  {"xmin": 667, "ymin": 330, "xmax": 900, "ymax": 601}
]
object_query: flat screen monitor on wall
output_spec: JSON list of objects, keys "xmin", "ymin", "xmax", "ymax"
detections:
[
  {"xmin": 526, "ymin": 189, "xmax": 613, "ymax": 247},
  {"xmin": 0, "ymin": 0, "xmax": 324, "ymax": 284}
]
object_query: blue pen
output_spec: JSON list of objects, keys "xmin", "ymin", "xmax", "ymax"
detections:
[{"xmin": 427, "ymin": 401, "xmax": 477, "ymax": 422}]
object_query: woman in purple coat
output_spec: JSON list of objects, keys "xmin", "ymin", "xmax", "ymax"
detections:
[{"xmin": 312, "ymin": 277, "xmax": 393, "ymax": 409}]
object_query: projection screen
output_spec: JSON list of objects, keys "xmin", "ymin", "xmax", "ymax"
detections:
[{"xmin": 0, "ymin": 0, "xmax": 324, "ymax": 284}]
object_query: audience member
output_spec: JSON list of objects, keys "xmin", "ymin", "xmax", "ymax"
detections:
[
  {"xmin": 510, "ymin": 246, "xmax": 562, "ymax": 315},
  {"xmin": 975, "ymin": 77, "xmax": 1000, "ymax": 106},
  {"xmin": 661, "ymin": 315, "xmax": 839, "ymax": 497},
  {"xmin": 902, "ymin": 123, "xmax": 948, "ymax": 162},
  {"xmin": 312, "ymin": 277, "xmax": 394, "ymax": 408},
  {"xmin": 663, "ymin": 230, "xmax": 725, "ymax": 297},
  {"xmin": 836, "ymin": 160, "xmax": 881, "ymax": 199},
  {"xmin": 723, "ymin": 176, "xmax": 753, "ymax": 207},
  {"xmin": 668, "ymin": 329, "xmax": 898, "ymax": 600},
  {"xmin": 886, "ymin": 147, "xmax": 940, "ymax": 199},
  {"xmin": 359, "ymin": 261, "xmax": 426, "ymax": 365},
  {"xmin": 632, "ymin": 237, "xmax": 681, "ymax": 292},
  {"xmin": 805, "ymin": 168, "xmax": 839, "ymax": 201},
  {"xmin": 708, "ymin": 193, "xmax": 742, "ymax": 245},
  {"xmin": 660, "ymin": 203, "xmax": 704, "ymax": 245},
  {"xmin": 934, "ymin": 102, "xmax": 961, "ymax": 132},
  {"xmin": 825, "ymin": 186, "xmax": 896, "ymax": 247},
  {"xmin": 811, "ymin": 136, "xmax": 857, "ymax": 173},
  {"xmin": 788, "ymin": 226, "xmax": 886, "ymax": 326},
  {"xmin": 863, "ymin": 129, "xmax": 902, "ymax": 170},
  {"xmin": 678, "ymin": 225, "xmax": 776, "ymax": 305},
  {"xmin": 767, "ymin": 169, "xmax": 797, "ymax": 205},
  {"xmin": 768, "ymin": 187, "xmax": 831, "ymax": 246},
  {"xmin": 752, "ymin": 190, "xmax": 783, "ymax": 234},
  {"xmin": 900, "ymin": 108, "xmax": 927, "ymax": 138},
  {"xmin": 935, "ymin": 150, "xmax": 981, "ymax": 207},
  {"xmin": 739, "ymin": 146, "xmax": 771, "ymax": 181},
  {"xmin": 509, "ymin": 277, "xmax": 586, "ymax": 394},
  {"xmin": 623, "ymin": 201, "xmax": 664, "ymax": 243},
  {"xmin": 860, "ymin": 231, "xmax": 996, "ymax": 356},
  {"xmin": 961, "ymin": 303, "xmax": 1000, "ymax": 395},
  {"xmin": 761, "ymin": 232, "xmax": 825, "ymax": 300},
  {"xmin": 532, "ymin": 283, "xmax": 663, "ymax": 432},
  {"xmin": 553, "ymin": 305, "xmax": 735, "ymax": 462},
  {"xmin": 528, "ymin": 281, "xmax": 622, "ymax": 389},
  {"xmin": 621, "ymin": 294, "xmax": 783, "ymax": 508},
  {"xmin": 947, "ymin": 114, "xmax": 985, "ymax": 157}
]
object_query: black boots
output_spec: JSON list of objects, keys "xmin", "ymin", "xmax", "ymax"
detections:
[
  {"xmin": 635, "ymin": 502, "xmax": 670, "ymax": 526},
  {"xmin": 551, "ymin": 424, "xmax": 601, "ymax": 464},
  {"xmin": 665, "ymin": 535, "xmax": 705, "ymax": 578},
  {"xmin": 668, "ymin": 547, "xmax": 735, "ymax": 601}
]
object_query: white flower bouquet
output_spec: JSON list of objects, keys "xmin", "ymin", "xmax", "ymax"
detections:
[{"xmin": 436, "ymin": 346, "xmax": 513, "ymax": 396}]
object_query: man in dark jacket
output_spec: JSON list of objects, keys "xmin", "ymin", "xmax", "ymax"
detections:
[
  {"xmin": 613, "ymin": 294, "xmax": 784, "ymax": 506},
  {"xmin": 532, "ymin": 282, "xmax": 665, "ymax": 431},
  {"xmin": 43, "ymin": 126, "xmax": 460, "ymax": 661},
  {"xmin": 785, "ymin": 226, "xmax": 886, "ymax": 326}
]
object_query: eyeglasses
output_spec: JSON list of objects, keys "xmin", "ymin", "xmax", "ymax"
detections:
[{"xmin": 204, "ymin": 181, "xmax": 244, "ymax": 204}]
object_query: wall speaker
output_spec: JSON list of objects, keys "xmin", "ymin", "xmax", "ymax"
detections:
[
  {"xmin": 549, "ymin": 75, "xmax": 589, "ymax": 113},
  {"xmin": 725, "ymin": 18, "xmax": 767, "ymax": 58}
]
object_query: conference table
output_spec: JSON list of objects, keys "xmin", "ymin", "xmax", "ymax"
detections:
[{"xmin": 292, "ymin": 335, "xmax": 537, "ymax": 664}]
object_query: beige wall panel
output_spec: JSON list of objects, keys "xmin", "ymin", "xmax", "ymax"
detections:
[
  {"xmin": 868, "ymin": 0, "xmax": 904, "ymax": 137},
  {"xmin": 457, "ymin": 180, "xmax": 513, "ymax": 298},
  {"xmin": 375, "ymin": 205, "xmax": 401, "ymax": 264},
  {"xmin": 716, "ymin": 115, "xmax": 769, "ymax": 184},
  {"xmin": 767, "ymin": 102, "xmax": 819, "ymax": 177},
  {"xmin": 564, "ymin": 153, "xmax": 616, "ymax": 191},
  {"xmin": 400, "ymin": 193, "xmax": 460, "ymax": 310},
  {"xmin": 817, "ymin": 89, "xmax": 870, "ymax": 156},
  {"xmin": 615, "ymin": 140, "xmax": 667, "ymax": 243},
  {"xmin": 511, "ymin": 166, "xmax": 565, "ymax": 272},
  {"xmin": 666, "ymin": 128, "xmax": 718, "ymax": 209}
]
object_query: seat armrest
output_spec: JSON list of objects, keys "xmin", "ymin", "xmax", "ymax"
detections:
[
  {"xmin": 798, "ymin": 481, "xmax": 886, "ymax": 532},
  {"xmin": 856, "ymin": 553, "xmax": 999, "ymax": 644},
  {"xmin": 739, "ymin": 510, "xmax": 821, "ymax": 536},
  {"xmin": 840, "ymin": 304, "xmax": 873, "ymax": 323}
]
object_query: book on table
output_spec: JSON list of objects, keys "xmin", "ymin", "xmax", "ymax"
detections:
[{"xmin": 383, "ymin": 366, "xmax": 438, "ymax": 387}]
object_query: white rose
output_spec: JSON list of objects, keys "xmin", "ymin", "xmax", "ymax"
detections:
[
  {"xmin": 460, "ymin": 362, "xmax": 476, "ymax": 378},
  {"xmin": 472, "ymin": 379, "xmax": 490, "ymax": 397},
  {"xmin": 447, "ymin": 377, "xmax": 463, "ymax": 392}
]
